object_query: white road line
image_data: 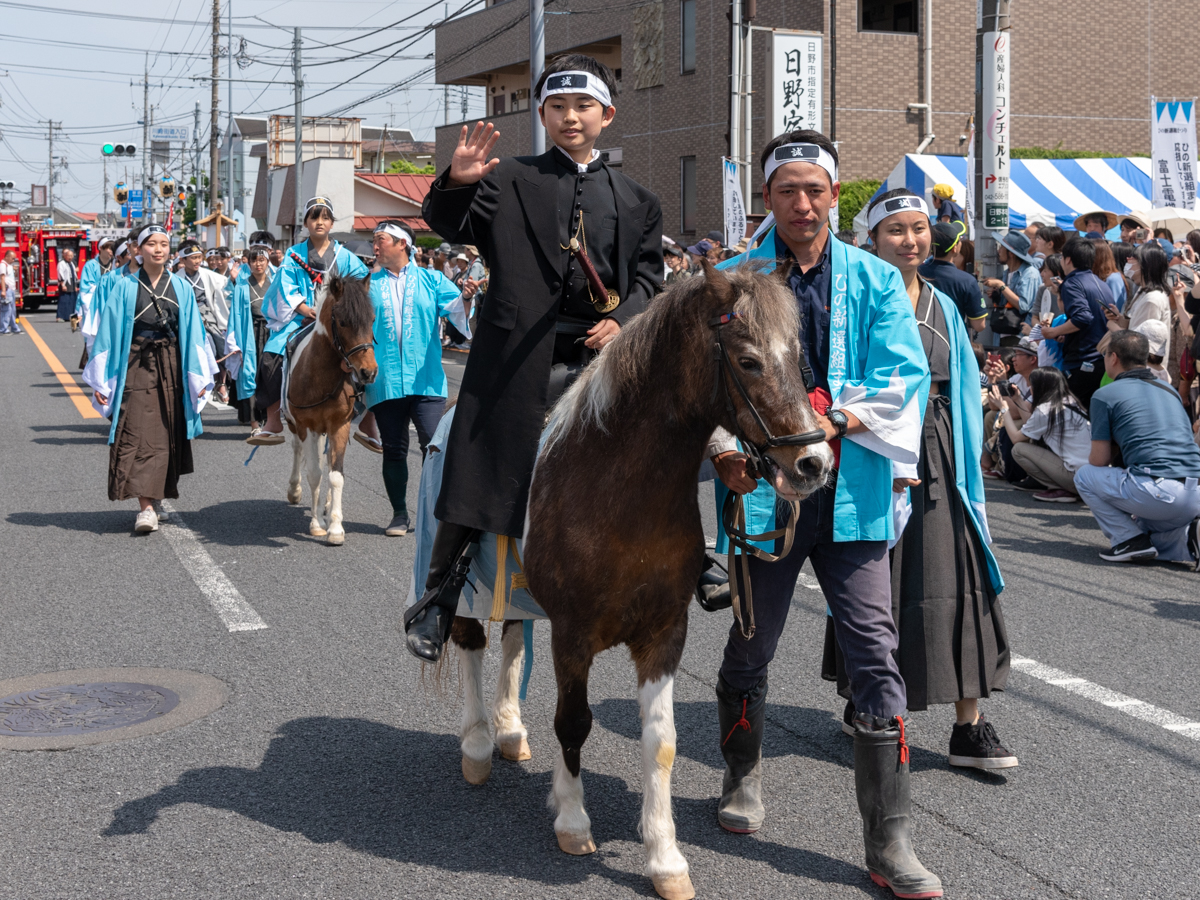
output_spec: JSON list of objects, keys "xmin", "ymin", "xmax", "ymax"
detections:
[
  {"xmin": 158, "ymin": 501, "xmax": 268, "ymax": 633},
  {"xmin": 1011, "ymin": 656, "xmax": 1200, "ymax": 742},
  {"xmin": 798, "ymin": 573, "xmax": 822, "ymax": 590}
]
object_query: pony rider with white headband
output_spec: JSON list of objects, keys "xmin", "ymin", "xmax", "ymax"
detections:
[{"xmin": 708, "ymin": 130, "xmax": 939, "ymax": 898}]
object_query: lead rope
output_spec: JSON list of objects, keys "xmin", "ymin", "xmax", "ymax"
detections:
[{"xmin": 723, "ymin": 492, "xmax": 800, "ymax": 641}]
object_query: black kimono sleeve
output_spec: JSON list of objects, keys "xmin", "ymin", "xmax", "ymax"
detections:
[
  {"xmin": 609, "ymin": 195, "xmax": 664, "ymax": 326},
  {"xmin": 421, "ymin": 168, "xmax": 503, "ymax": 252}
]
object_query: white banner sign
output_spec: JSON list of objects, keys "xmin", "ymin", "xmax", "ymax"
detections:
[
  {"xmin": 765, "ymin": 31, "xmax": 823, "ymax": 136},
  {"xmin": 1151, "ymin": 98, "xmax": 1198, "ymax": 211},
  {"xmin": 964, "ymin": 119, "xmax": 976, "ymax": 240},
  {"xmin": 722, "ymin": 157, "xmax": 747, "ymax": 247},
  {"xmin": 982, "ymin": 31, "xmax": 1010, "ymax": 231}
]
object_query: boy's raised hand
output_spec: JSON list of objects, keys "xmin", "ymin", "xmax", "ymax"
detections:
[{"xmin": 447, "ymin": 122, "xmax": 501, "ymax": 187}]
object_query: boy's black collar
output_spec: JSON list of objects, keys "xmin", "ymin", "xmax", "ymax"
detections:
[{"xmin": 553, "ymin": 145, "xmax": 604, "ymax": 173}]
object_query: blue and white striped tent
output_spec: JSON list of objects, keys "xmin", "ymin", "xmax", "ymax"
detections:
[{"xmin": 851, "ymin": 154, "xmax": 1152, "ymax": 235}]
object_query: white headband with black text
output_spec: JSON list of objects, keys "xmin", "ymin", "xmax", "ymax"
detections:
[
  {"xmin": 539, "ymin": 71, "xmax": 612, "ymax": 108},
  {"xmin": 137, "ymin": 224, "xmax": 167, "ymax": 245},
  {"xmin": 373, "ymin": 222, "xmax": 412, "ymax": 246},
  {"xmin": 764, "ymin": 143, "xmax": 838, "ymax": 186},
  {"xmin": 867, "ymin": 195, "xmax": 930, "ymax": 231}
]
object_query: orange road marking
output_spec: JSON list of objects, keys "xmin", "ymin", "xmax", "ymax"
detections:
[{"xmin": 18, "ymin": 317, "xmax": 101, "ymax": 419}]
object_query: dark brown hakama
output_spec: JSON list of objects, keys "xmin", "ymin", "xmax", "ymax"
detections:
[{"xmin": 108, "ymin": 336, "xmax": 194, "ymax": 501}]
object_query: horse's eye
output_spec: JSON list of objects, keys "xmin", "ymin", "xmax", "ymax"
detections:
[{"xmin": 738, "ymin": 357, "xmax": 762, "ymax": 374}]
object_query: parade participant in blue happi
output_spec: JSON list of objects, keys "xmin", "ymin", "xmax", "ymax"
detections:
[
  {"xmin": 224, "ymin": 231, "xmax": 278, "ymax": 427},
  {"xmin": 249, "ymin": 198, "xmax": 368, "ymax": 445},
  {"xmin": 364, "ymin": 220, "xmax": 477, "ymax": 536},
  {"xmin": 706, "ymin": 130, "xmax": 939, "ymax": 898},
  {"xmin": 75, "ymin": 238, "xmax": 116, "ymax": 363},
  {"xmin": 82, "ymin": 233, "xmax": 140, "ymax": 353},
  {"xmin": 82, "ymin": 226, "xmax": 216, "ymax": 534},
  {"xmin": 823, "ymin": 189, "xmax": 1014, "ymax": 774}
]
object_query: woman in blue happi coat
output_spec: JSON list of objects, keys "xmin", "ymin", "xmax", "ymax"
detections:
[
  {"xmin": 224, "ymin": 231, "xmax": 278, "ymax": 427},
  {"xmin": 365, "ymin": 220, "xmax": 477, "ymax": 536},
  {"xmin": 248, "ymin": 198, "xmax": 368, "ymax": 444},
  {"xmin": 824, "ymin": 189, "xmax": 1016, "ymax": 770},
  {"xmin": 82, "ymin": 226, "xmax": 216, "ymax": 534}
]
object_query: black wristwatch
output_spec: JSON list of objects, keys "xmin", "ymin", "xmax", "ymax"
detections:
[{"xmin": 826, "ymin": 408, "xmax": 849, "ymax": 439}]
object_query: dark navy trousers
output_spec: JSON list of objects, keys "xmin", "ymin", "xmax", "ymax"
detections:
[{"xmin": 720, "ymin": 480, "xmax": 907, "ymax": 719}]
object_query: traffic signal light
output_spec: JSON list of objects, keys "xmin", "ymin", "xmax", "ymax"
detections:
[
  {"xmin": 102, "ymin": 144, "xmax": 137, "ymax": 157},
  {"xmin": 0, "ymin": 182, "xmax": 12, "ymax": 190}
]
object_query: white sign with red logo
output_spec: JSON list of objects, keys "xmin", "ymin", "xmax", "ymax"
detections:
[{"xmin": 982, "ymin": 31, "xmax": 1010, "ymax": 231}]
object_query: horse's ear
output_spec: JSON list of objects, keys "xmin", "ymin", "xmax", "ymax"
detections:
[
  {"xmin": 700, "ymin": 257, "xmax": 735, "ymax": 310},
  {"xmin": 774, "ymin": 257, "xmax": 795, "ymax": 285},
  {"xmin": 327, "ymin": 272, "xmax": 343, "ymax": 300}
]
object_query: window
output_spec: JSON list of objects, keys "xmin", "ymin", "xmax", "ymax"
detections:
[
  {"xmin": 680, "ymin": 156, "xmax": 697, "ymax": 233},
  {"xmin": 681, "ymin": 0, "xmax": 696, "ymax": 74},
  {"xmin": 859, "ymin": 0, "xmax": 918, "ymax": 34}
]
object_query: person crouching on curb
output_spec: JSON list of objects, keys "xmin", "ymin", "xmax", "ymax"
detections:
[
  {"xmin": 83, "ymin": 226, "xmax": 215, "ymax": 533},
  {"xmin": 1073, "ymin": 329, "xmax": 1200, "ymax": 566}
]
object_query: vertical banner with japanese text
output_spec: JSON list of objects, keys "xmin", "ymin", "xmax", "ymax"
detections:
[
  {"xmin": 982, "ymin": 31, "xmax": 1009, "ymax": 231},
  {"xmin": 765, "ymin": 31, "xmax": 823, "ymax": 137},
  {"xmin": 722, "ymin": 157, "xmax": 747, "ymax": 247},
  {"xmin": 1150, "ymin": 98, "xmax": 1198, "ymax": 211},
  {"xmin": 964, "ymin": 119, "xmax": 977, "ymax": 240}
]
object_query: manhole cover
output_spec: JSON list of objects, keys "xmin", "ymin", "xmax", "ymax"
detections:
[
  {"xmin": 0, "ymin": 683, "xmax": 181, "ymax": 737},
  {"xmin": 0, "ymin": 668, "xmax": 228, "ymax": 751}
]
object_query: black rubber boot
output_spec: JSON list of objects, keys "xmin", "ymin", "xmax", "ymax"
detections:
[
  {"xmin": 402, "ymin": 522, "xmax": 478, "ymax": 663},
  {"xmin": 715, "ymin": 673, "xmax": 767, "ymax": 833},
  {"xmin": 381, "ymin": 458, "xmax": 409, "ymax": 519},
  {"xmin": 853, "ymin": 713, "xmax": 943, "ymax": 899}
]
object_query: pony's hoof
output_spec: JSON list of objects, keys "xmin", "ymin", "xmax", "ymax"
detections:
[
  {"xmin": 309, "ymin": 524, "xmax": 327, "ymax": 537},
  {"xmin": 652, "ymin": 873, "xmax": 695, "ymax": 900},
  {"xmin": 499, "ymin": 736, "xmax": 531, "ymax": 761},
  {"xmin": 286, "ymin": 489, "xmax": 302, "ymax": 506},
  {"xmin": 556, "ymin": 830, "xmax": 596, "ymax": 855},
  {"xmin": 326, "ymin": 530, "xmax": 345, "ymax": 546},
  {"xmin": 462, "ymin": 754, "xmax": 492, "ymax": 785}
]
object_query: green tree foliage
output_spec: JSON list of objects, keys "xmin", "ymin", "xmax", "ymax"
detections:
[
  {"xmin": 837, "ymin": 179, "xmax": 883, "ymax": 228},
  {"xmin": 1011, "ymin": 144, "xmax": 1148, "ymax": 159},
  {"xmin": 386, "ymin": 158, "xmax": 436, "ymax": 175}
]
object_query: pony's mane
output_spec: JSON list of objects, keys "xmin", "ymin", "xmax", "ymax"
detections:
[
  {"xmin": 327, "ymin": 274, "xmax": 374, "ymax": 333},
  {"xmin": 543, "ymin": 265, "xmax": 798, "ymax": 452}
]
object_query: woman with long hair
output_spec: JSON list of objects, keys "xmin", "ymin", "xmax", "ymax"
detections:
[
  {"xmin": 1107, "ymin": 242, "xmax": 1172, "ymax": 360},
  {"xmin": 1002, "ymin": 367, "xmax": 1091, "ymax": 502},
  {"xmin": 824, "ymin": 188, "xmax": 1015, "ymax": 770},
  {"xmin": 1092, "ymin": 239, "xmax": 1126, "ymax": 310}
]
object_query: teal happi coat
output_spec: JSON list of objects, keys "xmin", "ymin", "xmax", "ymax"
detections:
[
  {"xmin": 81, "ymin": 262, "xmax": 133, "ymax": 350},
  {"xmin": 223, "ymin": 263, "xmax": 277, "ymax": 397},
  {"xmin": 714, "ymin": 228, "xmax": 931, "ymax": 546},
  {"xmin": 363, "ymin": 261, "xmax": 470, "ymax": 407},
  {"xmin": 261, "ymin": 241, "xmax": 367, "ymax": 355},
  {"xmin": 75, "ymin": 256, "xmax": 109, "ymax": 320},
  {"xmin": 82, "ymin": 271, "xmax": 216, "ymax": 443}
]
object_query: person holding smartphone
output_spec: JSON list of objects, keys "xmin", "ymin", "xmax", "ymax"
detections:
[
  {"xmin": 1040, "ymin": 237, "xmax": 1111, "ymax": 411},
  {"xmin": 1105, "ymin": 242, "xmax": 1172, "ymax": 360}
]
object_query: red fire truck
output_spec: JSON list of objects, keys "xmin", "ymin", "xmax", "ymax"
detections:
[{"xmin": 13, "ymin": 219, "xmax": 98, "ymax": 313}]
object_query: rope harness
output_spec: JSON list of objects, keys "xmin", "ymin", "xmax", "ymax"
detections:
[{"xmin": 709, "ymin": 310, "xmax": 826, "ymax": 641}]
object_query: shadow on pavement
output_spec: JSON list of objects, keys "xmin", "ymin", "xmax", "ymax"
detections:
[
  {"xmin": 27, "ymin": 422, "xmax": 110, "ymax": 434},
  {"xmin": 8, "ymin": 509, "xmax": 136, "ymax": 534},
  {"xmin": 1151, "ymin": 598, "xmax": 1200, "ymax": 623},
  {"xmin": 103, "ymin": 716, "xmax": 864, "ymax": 891},
  {"xmin": 175, "ymin": 499, "xmax": 312, "ymax": 549}
]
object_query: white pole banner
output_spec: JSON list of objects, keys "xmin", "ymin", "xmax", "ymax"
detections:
[
  {"xmin": 765, "ymin": 31, "xmax": 823, "ymax": 136},
  {"xmin": 964, "ymin": 119, "xmax": 977, "ymax": 240},
  {"xmin": 722, "ymin": 157, "xmax": 747, "ymax": 247},
  {"xmin": 1150, "ymin": 98, "xmax": 1198, "ymax": 211},
  {"xmin": 982, "ymin": 31, "xmax": 1010, "ymax": 231}
]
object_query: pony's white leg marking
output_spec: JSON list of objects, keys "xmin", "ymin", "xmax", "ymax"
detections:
[
  {"xmin": 494, "ymin": 624, "xmax": 531, "ymax": 761},
  {"xmin": 459, "ymin": 646, "xmax": 493, "ymax": 784},
  {"xmin": 325, "ymin": 469, "xmax": 345, "ymax": 545},
  {"xmin": 549, "ymin": 747, "xmax": 595, "ymax": 855},
  {"xmin": 305, "ymin": 436, "xmax": 326, "ymax": 536},
  {"xmin": 639, "ymin": 674, "xmax": 693, "ymax": 900},
  {"xmin": 287, "ymin": 433, "xmax": 304, "ymax": 505}
]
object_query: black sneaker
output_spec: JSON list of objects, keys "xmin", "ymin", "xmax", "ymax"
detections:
[
  {"xmin": 1011, "ymin": 477, "xmax": 1044, "ymax": 492},
  {"xmin": 1099, "ymin": 532, "xmax": 1158, "ymax": 563},
  {"xmin": 841, "ymin": 699, "xmax": 855, "ymax": 736},
  {"xmin": 1188, "ymin": 517, "xmax": 1200, "ymax": 573},
  {"xmin": 948, "ymin": 714, "xmax": 1018, "ymax": 769},
  {"xmin": 384, "ymin": 515, "xmax": 410, "ymax": 537}
]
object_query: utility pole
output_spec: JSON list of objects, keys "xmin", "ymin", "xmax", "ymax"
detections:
[
  {"xmin": 194, "ymin": 101, "xmax": 204, "ymax": 221},
  {"xmin": 443, "ymin": 3, "xmax": 450, "ymax": 126},
  {"xmin": 210, "ymin": 0, "xmax": 220, "ymax": 213},
  {"xmin": 293, "ymin": 27, "xmax": 303, "ymax": 241},
  {"xmin": 103, "ymin": 153, "xmax": 108, "ymax": 216},
  {"xmin": 227, "ymin": 0, "xmax": 234, "ymax": 238},
  {"xmin": 530, "ymin": 0, "xmax": 544, "ymax": 154},
  {"xmin": 45, "ymin": 120, "xmax": 55, "ymax": 218},
  {"xmin": 141, "ymin": 55, "xmax": 151, "ymax": 223}
]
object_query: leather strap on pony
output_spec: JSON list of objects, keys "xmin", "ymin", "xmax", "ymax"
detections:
[{"xmin": 722, "ymin": 492, "xmax": 800, "ymax": 641}]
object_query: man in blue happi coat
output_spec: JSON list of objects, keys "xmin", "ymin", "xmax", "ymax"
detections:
[{"xmin": 707, "ymin": 130, "xmax": 941, "ymax": 898}]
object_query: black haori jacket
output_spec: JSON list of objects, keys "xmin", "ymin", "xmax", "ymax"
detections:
[{"xmin": 422, "ymin": 150, "xmax": 663, "ymax": 537}]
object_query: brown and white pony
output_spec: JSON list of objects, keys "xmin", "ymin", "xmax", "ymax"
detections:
[
  {"xmin": 284, "ymin": 274, "xmax": 377, "ymax": 545},
  {"xmin": 521, "ymin": 262, "xmax": 834, "ymax": 900}
]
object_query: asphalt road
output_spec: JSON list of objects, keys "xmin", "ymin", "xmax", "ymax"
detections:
[{"xmin": 1, "ymin": 310, "xmax": 1197, "ymax": 899}]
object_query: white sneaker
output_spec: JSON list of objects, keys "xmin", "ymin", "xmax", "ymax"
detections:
[{"xmin": 134, "ymin": 508, "xmax": 159, "ymax": 533}]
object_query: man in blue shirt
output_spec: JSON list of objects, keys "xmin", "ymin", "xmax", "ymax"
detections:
[
  {"xmin": 918, "ymin": 222, "xmax": 986, "ymax": 332},
  {"xmin": 1074, "ymin": 330, "xmax": 1200, "ymax": 565},
  {"xmin": 1041, "ymin": 237, "xmax": 1111, "ymax": 411},
  {"xmin": 981, "ymin": 230, "xmax": 1041, "ymax": 342}
]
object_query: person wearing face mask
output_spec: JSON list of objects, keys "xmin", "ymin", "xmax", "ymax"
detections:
[
  {"xmin": 82, "ymin": 226, "xmax": 216, "ymax": 533},
  {"xmin": 1106, "ymin": 242, "xmax": 1172, "ymax": 359},
  {"xmin": 825, "ymin": 189, "xmax": 1013, "ymax": 774}
]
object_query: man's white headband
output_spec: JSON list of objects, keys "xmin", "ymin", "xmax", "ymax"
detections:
[
  {"xmin": 539, "ymin": 71, "xmax": 612, "ymax": 108},
  {"xmin": 373, "ymin": 222, "xmax": 412, "ymax": 245},
  {"xmin": 764, "ymin": 143, "xmax": 838, "ymax": 186},
  {"xmin": 115, "ymin": 241, "xmax": 129, "ymax": 257},
  {"xmin": 867, "ymin": 194, "xmax": 930, "ymax": 231}
]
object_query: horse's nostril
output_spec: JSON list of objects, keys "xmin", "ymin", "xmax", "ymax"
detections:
[{"xmin": 795, "ymin": 455, "xmax": 825, "ymax": 479}]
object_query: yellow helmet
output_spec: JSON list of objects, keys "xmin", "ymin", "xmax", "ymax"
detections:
[{"xmin": 932, "ymin": 183, "xmax": 955, "ymax": 201}]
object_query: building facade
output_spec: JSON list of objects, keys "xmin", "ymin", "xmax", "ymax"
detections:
[{"xmin": 432, "ymin": 0, "xmax": 1196, "ymax": 243}]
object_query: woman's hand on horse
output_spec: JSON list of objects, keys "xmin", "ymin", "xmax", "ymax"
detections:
[
  {"xmin": 584, "ymin": 317, "xmax": 620, "ymax": 350},
  {"xmin": 447, "ymin": 122, "xmax": 501, "ymax": 187},
  {"xmin": 713, "ymin": 451, "xmax": 758, "ymax": 494}
]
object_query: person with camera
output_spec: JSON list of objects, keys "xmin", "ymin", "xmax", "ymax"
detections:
[
  {"xmin": 1001, "ymin": 367, "xmax": 1091, "ymax": 502},
  {"xmin": 1040, "ymin": 237, "xmax": 1111, "ymax": 412},
  {"xmin": 980, "ymin": 230, "xmax": 1042, "ymax": 345},
  {"xmin": 1073, "ymin": 330, "xmax": 1200, "ymax": 565}
]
